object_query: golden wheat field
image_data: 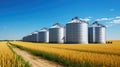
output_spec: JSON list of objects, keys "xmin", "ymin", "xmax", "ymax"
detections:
[
  {"xmin": 0, "ymin": 42, "xmax": 27, "ymax": 67},
  {"xmin": 11, "ymin": 40, "xmax": 120, "ymax": 67}
]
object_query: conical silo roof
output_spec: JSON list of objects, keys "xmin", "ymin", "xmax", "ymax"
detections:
[
  {"xmin": 50, "ymin": 23, "xmax": 63, "ymax": 28},
  {"xmin": 91, "ymin": 21, "xmax": 106, "ymax": 27},
  {"xmin": 32, "ymin": 31, "xmax": 38, "ymax": 34},
  {"xmin": 39, "ymin": 27, "xmax": 48, "ymax": 32},
  {"xmin": 67, "ymin": 17, "xmax": 88, "ymax": 24}
]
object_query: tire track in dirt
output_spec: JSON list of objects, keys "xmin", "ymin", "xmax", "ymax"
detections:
[{"xmin": 12, "ymin": 46, "xmax": 63, "ymax": 67}]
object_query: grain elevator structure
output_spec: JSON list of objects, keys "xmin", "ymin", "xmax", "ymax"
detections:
[
  {"xmin": 23, "ymin": 34, "xmax": 32, "ymax": 42},
  {"xmin": 88, "ymin": 21, "xmax": 106, "ymax": 44},
  {"xmin": 49, "ymin": 23, "xmax": 64, "ymax": 43},
  {"xmin": 22, "ymin": 17, "xmax": 106, "ymax": 44},
  {"xmin": 66, "ymin": 17, "xmax": 88, "ymax": 44},
  {"xmin": 38, "ymin": 28, "xmax": 49, "ymax": 43},
  {"xmin": 31, "ymin": 31, "xmax": 38, "ymax": 42}
]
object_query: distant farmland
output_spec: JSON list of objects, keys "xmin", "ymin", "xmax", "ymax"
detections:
[{"xmin": 9, "ymin": 40, "xmax": 120, "ymax": 67}]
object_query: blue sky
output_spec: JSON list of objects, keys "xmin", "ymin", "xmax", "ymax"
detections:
[{"xmin": 0, "ymin": 0, "xmax": 120, "ymax": 40}]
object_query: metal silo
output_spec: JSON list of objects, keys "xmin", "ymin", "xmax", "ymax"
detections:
[
  {"xmin": 23, "ymin": 34, "xmax": 32, "ymax": 42},
  {"xmin": 66, "ymin": 17, "xmax": 88, "ymax": 44},
  {"xmin": 38, "ymin": 28, "xmax": 49, "ymax": 43},
  {"xmin": 88, "ymin": 21, "xmax": 106, "ymax": 44},
  {"xmin": 22, "ymin": 36, "xmax": 26, "ymax": 41},
  {"xmin": 49, "ymin": 23, "xmax": 64, "ymax": 43},
  {"xmin": 31, "ymin": 31, "xmax": 38, "ymax": 42},
  {"xmin": 27, "ymin": 34, "xmax": 32, "ymax": 42}
]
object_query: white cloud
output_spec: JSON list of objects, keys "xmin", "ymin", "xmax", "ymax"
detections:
[
  {"xmin": 80, "ymin": 16, "xmax": 92, "ymax": 21},
  {"xmin": 115, "ymin": 16, "xmax": 120, "ymax": 19},
  {"xmin": 80, "ymin": 18, "xmax": 90, "ymax": 21},
  {"xmin": 96, "ymin": 18, "xmax": 112, "ymax": 21},
  {"xmin": 110, "ymin": 19, "xmax": 120, "ymax": 24},
  {"xmin": 95, "ymin": 16, "xmax": 120, "ymax": 28},
  {"xmin": 106, "ymin": 23, "xmax": 113, "ymax": 27}
]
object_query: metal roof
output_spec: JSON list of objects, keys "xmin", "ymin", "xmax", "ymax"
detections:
[
  {"xmin": 50, "ymin": 23, "xmax": 63, "ymax": 28},
  {"xmin": 67, "ymin": 17, "xmax": 88, "ymax": 24},
  {"xmin": 39, "ymin": 27, "xmax": 48, "ymax": 32},
  {"xmin": 91, "ymin": 21, "xmax": 106, "ymax": 28}
]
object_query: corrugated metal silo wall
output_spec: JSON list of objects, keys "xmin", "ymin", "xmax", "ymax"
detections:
[
  {"xmin": 22, "ymin": 37, "xmax": 25, "ymax": 41},
  {"xmin": 29, "ymin": 35, "xmax": 33, "ymax": 42},
  {"xmin": 49, "ymin": 28, "xmax": 64, "ymax": 43},
  {"xmin": 27, "ymin": 36, "xmax": 30, "ymax": 42},
  {"xmin": 66, "ymin": 23, "xmax": 88, "ymax": 44},
  {"xmin": 23, "ymin": 36, "xmax": 27, "ymax": 41},
  {"xmin": 88, "ymin": 27, "xmax": 94, "ymax": 43},
  {"xmin": 38, "ymin": 31, "xmax": 49, "ymax": 43},
  {"xmin": 95, "ymin": 27, "xmax": 106, "ymax": 43},
  {"xmin": 31, "ymin": 34, "xmax": 38, "ymax": 42}
]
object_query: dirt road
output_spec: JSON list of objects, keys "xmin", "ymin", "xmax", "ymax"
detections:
[{"xmin": 12, "ymin": 46, "xmax": 63, "ymax": 67}]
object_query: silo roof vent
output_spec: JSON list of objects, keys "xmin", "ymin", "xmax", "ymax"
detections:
[
  {"xmin": 50, "ymin": 23, "xmax": 63, "ymax": 28},
  {"xmin": 68, "ymin": 17, "xmax": 88, "ymax": 23},
  {"xmin": 40, "ymin": 27, "xmax": 48, "ymax": 31},
  {"xmin": 72, "ymin": 16, "xmax": 79, "ymax": 20},
  {"xmin": 92, "ymin": 21, "xmax": 106, "ymax": 27}
]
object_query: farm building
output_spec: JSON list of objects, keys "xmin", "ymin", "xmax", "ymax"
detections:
[
  {"xmin": 88, "ymin": 21, "xmax": 106, "ymax": 44},
  {"xmin": 49, "ymin": 23, "xmax": 64, "ymax": 43},
  {"xmin": 22, "ymin": 17, "xmax": 106, "ymax": 44},
  {"xmin": 66, "ymin": 17, "xmax": 88, "ymax": 44},
  {"xmin": 38, "ymin": 28, "xmax": 49, "ymax": 43}
]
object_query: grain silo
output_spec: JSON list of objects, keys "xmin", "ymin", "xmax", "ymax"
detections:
[
  {"xmin": 22, "ymin": 36, "xmax": 26, "ymax": 41},
  {"xmin": 66, "ymin": 17, "xmax": 88, "ymax": 44},
  {"xmin": 49, "ymin": 23, "xmax": 64, "ymax": 43},
  {"xmin": 31, "ymin": 31, "xmax": 38, "ymax": 42},
  {"xmin": 23, "ymin": 34, "xmax": 32, "ymax": 42},
  {"xmin": 88, "ymin": 21, "xmax": 106, "ymax": 44},
  {"xmin": 38, "ymin": 28, "xmax": 49, "ymax": 43},
  {"xmin": 27, "ymin": 34, "xmax": 33, "ymax": 42}
]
